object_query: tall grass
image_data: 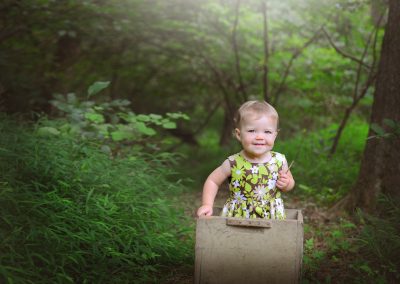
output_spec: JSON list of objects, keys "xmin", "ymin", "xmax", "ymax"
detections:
[
  {"xmin": 274, "ymin": 118, "xmax": 368, "ymax": 204},
  {"xmin": 0, "ymin": 115, "xmax": 193, "ymax": 283}
]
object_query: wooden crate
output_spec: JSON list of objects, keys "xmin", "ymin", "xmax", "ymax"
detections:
[{"xmin": 195, "ymin": 209, "xmax": 304, "ymax": 284}]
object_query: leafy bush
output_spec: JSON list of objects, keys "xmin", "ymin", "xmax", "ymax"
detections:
[
  {"xmin": 356, "ymin": 196, "xmax": 400, "ymax": 281},
  {"xmin": 47, "ymin": 81, "xmax": 189, "ymax": 155},
  {"xmin": 0, "ymin": 115, "xmax": 193, "ymax": 283}
]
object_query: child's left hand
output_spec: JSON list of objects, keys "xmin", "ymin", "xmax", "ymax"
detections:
[{"xmin": 276, "ymin": 170, "xmax": 291, "ymax": 191}]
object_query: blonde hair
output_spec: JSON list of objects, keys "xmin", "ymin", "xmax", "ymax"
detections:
[{"xmin": 234, "ymin": 100, "xmax": 279, "ymax": 128}]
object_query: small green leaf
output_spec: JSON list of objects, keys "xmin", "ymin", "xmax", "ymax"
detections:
[
  {"xmin": 66, "ymin": 93, "xmax": 77, "ymax": 103},
  {"xmin": 305, "ymin": 238, "xmax": 314, "ymax": 250},
  {"xmin": 109, "ymin": 99, "xmax": 130, "ymax": 107},
  {"xmin": 37, "ymin": 127, "xmax": 60, "ymax": 136},
  {"xmin": 162, "ymin": 121, "xmax": 176, "ymax": 129},
  {"xmin": 119, "ymin": 112, "xmax": 137, "ymax": 123},
  {"xmin": 100, "ymin": 145, "xmax": 111, "ymax": 154},
  {"xmin": 383, "ymin": 119, "xmax": 396, "ymax": 129},
  {"xmin": 87, "ymin": 81, "xmax": 110, "ymax": 98},
  {"xmin": 85, "ymin": 112, "xmax": 105, "ymax": 123},
  {"xmin": 370, "ymin": 123, "xmax": 385, "ymax": 136},
  {"xmin": 166, "ymin": 112, "xmax": 190, "ymax": 120},
  {"xmin": 136, "ymin": 114, "xmax": 150, "ymax": 122},
  {"xmin": 149, "ymin": 114, "xmax": 162, "ymax": 120},
  {"xmin": 110, "ymin": 130, "xmax": 134, "ymax": 141},
  {"xmin": 136, "ymin": 122, "xmax": 156, "ymax": 136},
  {"xmin": 331, "ymin": 230, "xmax": 344, "ymax": 239}
]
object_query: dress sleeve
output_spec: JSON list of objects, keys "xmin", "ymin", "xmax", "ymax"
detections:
[
  {"xmin": 275, "ymin": 152, "xmax": 287, "ymax": 171},
  {"xmin": 227, "ymin": 154, "xmax": 237, "ymax": 168}
]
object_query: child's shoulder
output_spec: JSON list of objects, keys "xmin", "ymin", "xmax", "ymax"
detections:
[
  {"xmin": 227, "ymin": 152, "xmax": 241, "ymax": 162},
  {"xmin": 271, "ymin": 151, "xmax": 286, "ymax": 162}
]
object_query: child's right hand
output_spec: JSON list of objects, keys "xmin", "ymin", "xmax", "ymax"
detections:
[{"xmin": 197, "ymin": 205, "xmax": 213, "ymax": 217}]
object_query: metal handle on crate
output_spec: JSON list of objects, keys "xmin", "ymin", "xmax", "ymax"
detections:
[{"xmin": 226, "ymin": 218, "xmax": 272, "ymax": 228}]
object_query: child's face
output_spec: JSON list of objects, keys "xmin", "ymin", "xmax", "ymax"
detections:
[{"xmin": 235, "ymin": 114, "xmax": 278, "ymax": 159}]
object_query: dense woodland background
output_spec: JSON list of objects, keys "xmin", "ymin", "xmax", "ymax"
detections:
[{"xmin": 1, "ymin": 0, "xmax": 399, "ymax": 283}]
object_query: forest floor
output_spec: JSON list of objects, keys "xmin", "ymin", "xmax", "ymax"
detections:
[{"xmin": 162, "ymin": 186, "xmax": 366, "ymax": 284}]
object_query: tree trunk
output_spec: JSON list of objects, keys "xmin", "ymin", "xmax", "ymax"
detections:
[
  {"xmin": 344, "ymin": 0, "xmax": 400, "ymax": 213},
  {"xmin": 231, "ymin": 0, "xmax": 247, "ymax": 101},
  {"xmin": 219, "ymin": 103, "xmax": 235, "ymax": 146},
  {"xmin": 261, "ymin": 0, "xmax": 269, "ymax": 103}
]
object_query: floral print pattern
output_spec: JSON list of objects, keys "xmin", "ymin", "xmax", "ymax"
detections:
[{"xmin": 222, "ymin": 152, "xmax": 287, "ymax": 219}]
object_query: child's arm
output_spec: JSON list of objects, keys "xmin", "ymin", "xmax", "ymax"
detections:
[
  {"xmin": 197, "ymin": 159, "xmax": 231, "ymax": 217},
  {"xmin": 277, "ymin": 159, "xmax": 295, "ymax": 192}
]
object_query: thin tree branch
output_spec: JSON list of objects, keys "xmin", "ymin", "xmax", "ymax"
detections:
[
  {"xmin": 166, "ymin": 100, "xmax": 222, "ymax": 151},
  {"xmin": 353, "ymin": 22, "xmax": 376, "ymax": 100},
  {"xmin": 272, "ymin": 27, "xmax": 324, "ymax": 106},
  {"xmin": 261, "ymin": 0, "xmax": 269, "ymax": 102},
  {"xmin": 193, "ymin": 100, "xmax": 222, "ymax": 136},
  {"xmin": 372, "ymin": 11, "xmax": 386, "ymax": 71},
  {"xmin": 0, "ymin": 26, "xmax": 25, "ymax": 43},
  {"xmin": 232, "ymin": 0, "xmax": 247, "ymax": 101},
  {"xmin": 329, "ymin": 73, "xmax": 377, "ymax": 156},
  {"xmin": 322, "ymin": 28, "xmax": 372, "ymax": 70},
  {"xmin": 329, "ymin": 13, "xmax": 385, "ymax": 156},
  {"xmin": 198, "ymin": 49, "xmax": 242, "ymax": 104}
]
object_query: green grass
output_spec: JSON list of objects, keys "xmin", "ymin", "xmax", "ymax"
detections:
[
  {"xmin": 0, "ymin": 115, "xmax": 193, "ymax": 283},
  {"xmin": 274, "ymin": 117, "xmax": 368, "ymax": 205},
  {"xmin": 6, "ymin": 113, "xmax": 394, "ymax": 283}
]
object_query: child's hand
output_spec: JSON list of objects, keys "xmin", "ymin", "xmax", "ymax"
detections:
[
  {"xmin": 197, "ymin": 205, "xmax": 213, "ymax": 217},
  {"xmin": 276, "ymin": 170, "xmax": 291, "ymax": 191}
]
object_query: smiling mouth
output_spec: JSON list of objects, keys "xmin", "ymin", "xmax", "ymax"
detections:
[{"xmin": 254, "ymin": 143, "xmax": 265, "ymax": 146}]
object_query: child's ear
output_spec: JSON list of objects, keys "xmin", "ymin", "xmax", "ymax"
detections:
[{"xmin": 235, "ymin": 128, "xmax": 241, "ymax": 141}]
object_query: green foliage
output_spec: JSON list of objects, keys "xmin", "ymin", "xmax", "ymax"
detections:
[
  {"xmin": 369, "ymin": 119, "xmax": 400, "ymax": 139},
  {"xmin": 356, "ymin": 196, "xmax": 400, "ymax": 281},
  {"xmin": 176, "ymin": 110, "xmax": 236, "ymax": 186},
  {"xmin": 275, "ymin": 118, "xmax": 368, "ymax": 204},
  {"xmin": 0, "ymin": 0, "xmax": 393, "ymax": 282},
  {"xmin": 0, "ymin": 115, "xmax": 193, "ymax": 283},
  {"xmin": 87, "ymin": 81, "xmax": 110, "ymax": 98},
  {"xmin": 303, "ymin": 237, "xmax": 326, "ymax": 273},
  {"xmin": 0, "ymin": 0, "xmax": 382, "ymax": 138},
  {"xmin": 48, "ymin": 82, "xmax": 189, "ymax": 154},
  {"xmin": 302, "ymin": 218, "xmax": 360, "ymax": 282}
]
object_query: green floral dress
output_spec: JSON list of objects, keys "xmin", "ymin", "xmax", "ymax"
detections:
[{"xmin": 221, "ymin": 152, "xmax": 287, "ymax": 220}]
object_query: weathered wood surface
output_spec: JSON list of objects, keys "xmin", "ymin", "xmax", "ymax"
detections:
[{"xmin": 195, "ymin": 209, "xmax": 304, "ymax": 284}]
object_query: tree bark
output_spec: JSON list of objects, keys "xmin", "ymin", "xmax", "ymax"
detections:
[
  {"xmin": 344, "ymin": 0, "xmax": 400, "ymax": 212},
  {"xmin": 219, "ymin": 101, "xmax": 236, "ymax": 146}
]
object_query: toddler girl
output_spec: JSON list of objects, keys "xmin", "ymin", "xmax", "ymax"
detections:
[{"xmin": 197, "ymin": 100, "xmax": 295, "ymax": 219}]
